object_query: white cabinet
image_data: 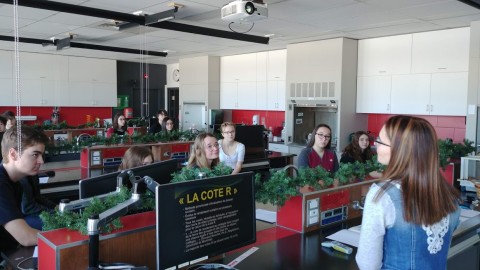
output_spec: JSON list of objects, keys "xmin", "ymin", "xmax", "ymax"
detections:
[
  {"xmin": 412, "ymin": 28, "xmax": 469, "ymax": 73},
  {"xmin": 256, "ymin": 52, "xmax": 267, "ymax": 81},
  {"xmin": 18, "ymin": 53, "xmax": 69, "ymax": 106},
  {"xmin": 220, "ymin": 54, "xmax": 256, "ymax": 82},
  {"xmin": 220, "ymin": 81, "xmax": 257, "ymax": 109},
  {"xmin": 0, "ymin": 51, "xmax": 14, "ymax": 106},
  {"xmin": 356, "ymin": 76, "xmax": 391, "ymax": 113},
  {"xmin": 358, "ymin": 73, "xmax": 468, "ymax": 116},
  {"xmin": 0, "ymin": 78, "xmax": 14, "ymax": 106},
  {"xmin": 390, "ymin": 74, "xmax": 431, "ymax": 115},
  {"xmin": 237, "ymin": 81, "xmax": 257, "ymax": 109},
  {"xmin": 358, "ymin": 34, "xmax": 412, "ymax": 76},
  {"xmin": 430, "ymin": 72, "xmax": 468, "ymax": 116},
  {"xmin": 266, "ymin": 80, "xmax": 286, "ymax": 111},
  {"xmin": 267, "ymin": 50, "xmax": 287, "ymax": 80},
  {"xmin": 67, "ymin": 56, "xmax": 116, "ymax": 106},
  {"xmin": 357, "ymin": 28, "xmax": 470, "ymax": 116},
  {"xmin": 0, "ymin": 50, "xmax": 12, "ymax": 79},
  {"xmin": 220, "ymin": 49, "xmax": 287, "ymax": 111},
  {"xmin": 68, "ymin": 81, "xmax": 116, "ymax": 107},
  {"xmin": 68, "ymin": 57, "xmax": 116, "ymax": 83},
  {"xmin": 220, "ymin": 82, "xmax": 237, "ymax": 109}
]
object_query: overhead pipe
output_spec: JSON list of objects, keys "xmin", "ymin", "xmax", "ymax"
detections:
[
  {"xmin": 0, "ymin": 0, "xmax": 270, "ymax": 44},
  {"xmin": 0, "ymin": 35, "xmax": 168, "ymax": 57}
]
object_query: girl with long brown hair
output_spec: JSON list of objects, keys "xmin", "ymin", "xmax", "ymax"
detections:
[
  {"xmin": 187, "ymin": 132, "xmax": 220, "ymax": 169},
  {"xmin": 356, "ymin": 115, "xmax": 460, "ymax": 269}
]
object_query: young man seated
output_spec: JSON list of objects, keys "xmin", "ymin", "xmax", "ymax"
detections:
[{"xmin": 0, "ymin": 126, "xmax": 49, "ymax": 254}]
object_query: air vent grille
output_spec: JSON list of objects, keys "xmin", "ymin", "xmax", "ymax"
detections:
[{"xmin": 289, "ymin": 82, "xmax": 336, "ymax": 98}]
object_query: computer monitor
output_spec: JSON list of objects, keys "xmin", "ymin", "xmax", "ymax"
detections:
[
  {"xmin": 155, "ymin": 172, "xmax": 256, "ymax": 270},
  {"xmin": 79, "ymin": 159, "xmax": 179, "ymax": 199},
  {"xmin": 235, "ymin": 125, "xmax": 267, "ymax": 160}
]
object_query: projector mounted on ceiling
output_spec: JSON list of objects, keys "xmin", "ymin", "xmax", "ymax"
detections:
[{"xmin": 221, "ymin": 0, "xmax": 268, "ymax": 22}]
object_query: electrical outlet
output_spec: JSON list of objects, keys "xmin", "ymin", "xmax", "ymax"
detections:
[{"xmin": 306, "ymin": 198, "xmax": 320, "ymax": 226}]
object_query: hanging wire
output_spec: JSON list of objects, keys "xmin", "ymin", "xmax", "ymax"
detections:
[
  {"xmin": 13, "ymin": 0, "xmax": 22, "ymax": 155},
  {"xmin": 144, "ymin": 24, "xmax": 150, "ymax": 117},
  {"xmin": 228, "ymin": 22, "xmax": 255, "ymax": 34}
]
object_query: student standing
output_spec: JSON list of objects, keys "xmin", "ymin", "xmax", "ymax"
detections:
[
  {"xmin": 356, "ymin": 115, "xmax": 461, "ymax": 270},
  {"xmin": 297, "ymin": 124, "xmax": 339, "ymax": 173},
  {"xmin": 218, "ymin": 122, "xmax": 245, "ymax": 174},
  {"xmin": 0, "ymin": 126, "xmax": 49, "ymax": 253}
]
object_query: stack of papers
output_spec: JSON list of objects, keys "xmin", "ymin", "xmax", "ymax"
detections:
[
  {"xmin": 255, "ymin": 209, "xmax": 277, "ymax": 223},
  {"xmin": 326, "ymin": 227, "xmax": 361, "ymax": 247},
  {"xmin": 459, "ymin": 209, "xmax": 480, "ymax": 223}
]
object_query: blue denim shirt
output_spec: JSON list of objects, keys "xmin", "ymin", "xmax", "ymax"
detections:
[{"xmin": 382, "ymin": 185, "xmax": 460, "ymax": 270}]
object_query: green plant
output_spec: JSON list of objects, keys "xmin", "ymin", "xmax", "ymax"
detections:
[
  {"xmin": 171, "ymin": 163, "xmax": 233, "ymax": 183},
  {"xmin": 256, "ymin": 159, "xmax": 385, "ymax": 207},
  {"xmin": 40, "ymin": 187, "xmax": 155, "ymax": 234},
  {"xmin": 438, "ymin": 139, "xmax": 475, "ymax": 168}
]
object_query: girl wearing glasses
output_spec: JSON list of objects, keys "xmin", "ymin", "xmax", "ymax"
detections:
[
  {"xmin": 187, "ymin": 132, "xmax": 220, "ymax": 169},
  {"xmin": 340, "ymin": 131, "xmax": 374, "ymax": 164},
  {"xmin": 356, "ymin": 115, "xmax": 460, "ymax": 270},
  {"xmin": 297, "ymin": 124, "xmax": 339, "ymax": 173},
  {"xmin": 218, "ymin": 122, "xmax": 245, "ymax": 175}
]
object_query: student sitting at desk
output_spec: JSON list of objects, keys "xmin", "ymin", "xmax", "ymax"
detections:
[
  {"xmin": 106, "ymin": 113, "xmax": 127, "ymax": 138},
  {"xmin": 118, "ymin": 146, "xmax": 154, "ymax": 170},
  {"xmin": 187, "ymin": 132, "xmax": 219, "ymax": 169},
  {"xmin": 218, "ymin": 122, "xmax": 245, "ymax": 175},
  {"xmin": 0, "ymin": 126, "xmax": 49, "ymax": 254},
  {"xmin": 19, "ymin": 175, "xmax": 57, "ymax": 230},
  {"xmin": 340, "ymin": 131, "xmax": 374, "ymax": 164}
]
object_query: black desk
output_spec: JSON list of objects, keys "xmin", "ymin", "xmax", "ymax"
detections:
[
  {"xmin": 222, "ymin": 212, "xmax": 480, "ymax": 270},
  {"xmin": 222, "ymin": 219, "xmax": 361, "ymax": 270},
  {"xmin": 1, "ymin": 246, "xmax": 36, "ymax": 270}
]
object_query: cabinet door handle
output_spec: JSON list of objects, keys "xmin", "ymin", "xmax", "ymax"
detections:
[
  {"xmin": 386, "ymin": 104, "xmax": 390, "ymax": 111},
  {"xmin": 426, "ymin": 105, "xmax": 429, "ymax": 112},
  {"xmin": 430, "ymin": 104, "xmax": 433, "ymax": 112}
]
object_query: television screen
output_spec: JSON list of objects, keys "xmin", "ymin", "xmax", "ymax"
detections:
[
  {"xmin": 155, "ymin": 172, "xmax": 256, "ymax": 269},
  {"xmin": 79, "ymin": 159, "xmax": 178, "ymax": 199}
]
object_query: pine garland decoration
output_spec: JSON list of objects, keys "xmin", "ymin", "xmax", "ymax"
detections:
[{"xmin": 40, "ymin": 187, "xmax": 155, "ymax": 235}]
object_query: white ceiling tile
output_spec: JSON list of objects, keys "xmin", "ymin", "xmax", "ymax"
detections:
[
  {"xmin": 0, "ymin": 0, "xmax": 479, "ymax": 62},
  {"xmin": 0, "ymin": 5, "xmax": 58, "ymax": 21}
]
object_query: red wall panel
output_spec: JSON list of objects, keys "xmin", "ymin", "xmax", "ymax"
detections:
[
  {"xmin": 231, "ymin": 110, "xmax": 285, "ymax": 130},
  {"xmin": 0, "ymin": 106, "xmax": 112, "ymax": 126},
  {"xmin": 367, "ymin": 114, "xmax": 466, "ymax": 142}
]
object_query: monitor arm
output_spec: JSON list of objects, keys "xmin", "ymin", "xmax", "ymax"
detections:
[
  {"xmin": 86, "ymin": 175, "xmax": 156, "ymax": 269},
  {"xmin": 59, "ymin": 170, "xmax": 135, "ymax": 213}
]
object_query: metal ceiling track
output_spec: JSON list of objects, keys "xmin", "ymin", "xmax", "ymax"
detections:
[
  {"xmin": 0, "ymin": 35, "xmax": 168, "ymax": 57},
  {"xmin": 1, "ymin": 0, "xmax": 270, "ymax": 44}
]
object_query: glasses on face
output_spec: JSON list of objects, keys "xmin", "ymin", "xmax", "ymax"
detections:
[
  {"xmin": 374, "ymin": 138, "xmax": 390, "ymax": 147},
  {"xmin": 316, "ymin": 133, "xmax": 331, "ymax": 140},
  {"xmin": 205, "ymin": 142, "xmax": 220, "ymax": 151},
  {"xmin": 222, "ymin": 130, "xmax": 235, "ymax": 135}
]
